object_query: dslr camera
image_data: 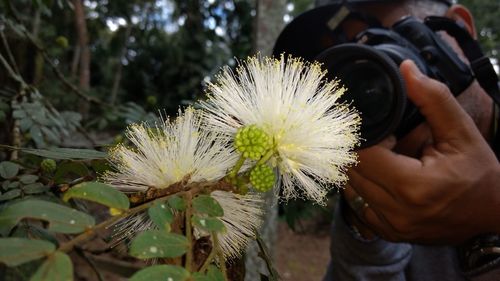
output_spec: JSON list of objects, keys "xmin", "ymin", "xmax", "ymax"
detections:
[{"xmin": 274, "ymin": 4, "xmax": 499, "ymax": 148}]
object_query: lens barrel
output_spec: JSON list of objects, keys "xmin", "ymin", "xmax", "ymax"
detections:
[{"xmin": 316, "ymin": 44, "xmax": 408, "ymax": 147}]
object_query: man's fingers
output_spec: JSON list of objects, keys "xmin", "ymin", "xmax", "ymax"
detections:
[
  {"xmin": 355, "ymin": 144, "xmax": 421, "ymax": 189},
  {"xmin": 347, "ymin": 169, "xmax": 398, "ymax": 211},
  {"xmin": 400, "ymin": 60, "xmax": 476, "ymax": 144}
]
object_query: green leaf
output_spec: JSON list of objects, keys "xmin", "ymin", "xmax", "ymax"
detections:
[
  {"xmin": 30, "ymin": 126, "xmax": 45, "ymax": 147},
  {"xmin": 90, "ymin": 159, "xmax": 111, "ymax": 174},
  {"xmin": 0, "ymin": 199, "xmax": 95, "ymax": 236},
  {"xmin": 29, "ymin": 251, "xmax": 72, "ymax": 281},
  {"xmin": 192, "ymin": 215, "xmax": 226, "ymax": 233},
  {"xmin": 53, "ymin": 162, "xmax": 89, "ymax": 184},
  {"xmin": 18, "ymin": 147, "xmax": 106, "ymax": 160},
  {"xmin": 0, "ymin": 161, "xmax": 20, "ymax": 179},
  {"xmin": 193, "ymin": 265, "xmax": 225, "ymax": 281},
  {"xmin": 148, "ymin": 202, "xmax": 173, "ymax": 232},
  {"xmin": 168, "ymin": 195, "xmax": 186, "ymax": 211},
  {"xmin": 19, "ymin": 175, "xmax": 39, "ymax": 184},
  {"xmin": 129, "ymin": 265, "xmax": 190, "ymax": 281},
  {"xmin": 19, "ymin": 117, "xmax": 34, "ymax": 131},
  {"xmin": 6, "ymin": 181, "xmax": 21, "ymax": 189},
  {"xmin": 0, "ymin": 238, "xmax": 55, "ymax": 267},
  {"xmin": 129, "ymin": 230, "xmax": 188, "ymax": 259},
  {"xmin": 62, "ymin": 182, "xmax": 129, "ymax": 210},
  {"xmin": 0, "ymin": 189, "xmax": 21, "ymax": 201},
  {"xmin": 23, "ymin": 183, "xmax": 49, "ymax": 195},
  {"xmin": 192, "ymin": 195, "xmax": 223, "ymax": 217}
]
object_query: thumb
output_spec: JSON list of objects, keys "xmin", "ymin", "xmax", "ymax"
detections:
[{"xmin": 400, "ymin": 60, "xmax": 476, "ymax": 143}]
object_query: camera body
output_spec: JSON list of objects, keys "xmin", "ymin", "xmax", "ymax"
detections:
[{"xmin": 315, "ymin": 16, "xmax": 474, "ymax": 147}]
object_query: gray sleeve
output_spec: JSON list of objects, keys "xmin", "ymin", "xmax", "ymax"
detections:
[{"xmin": 323, "ymin": 198, "xmax": 412, "ymax": 281}]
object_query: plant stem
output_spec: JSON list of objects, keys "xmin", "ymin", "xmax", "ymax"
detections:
[
  {"xmin": 185, "ymin": 192, "xmax": 193, "ymax": 272},
  {"xmin": 256, "ymin": 149, "xmax": 274, "ymax": 166},
  {"xmin": 229, "ymin": 155, "xmax": 246, "ymax": 179},
  {"xmin": 58, "ymin": 194, "xmax": 172, "ymax": 252},
  {"xmin": 198, "ymin": 233, "xmax": 217, "ymax": 273},
  {"xmin": 57, "ymin": 179, "xmax": 236, "ymax": 253},
  {"xmin": 213, "ymin": 233, "xmax": 228, "ymax": 281}
]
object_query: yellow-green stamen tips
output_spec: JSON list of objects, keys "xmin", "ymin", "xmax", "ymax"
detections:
[
  {"xmin": 250, "ymin": 164, "xmax": 275, "ymax": 192},
  {"xmin": 234, "ymin": 125, "xmax": 272, "ymax": 160},
  {"xmin": 40, "ymin": 159, "xmax": 57, "ymax": 173}
]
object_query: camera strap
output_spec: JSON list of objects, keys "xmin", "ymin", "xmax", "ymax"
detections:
[{"xmin": 425, "ymin": 16, "xmax": 500, "ymax": 108}]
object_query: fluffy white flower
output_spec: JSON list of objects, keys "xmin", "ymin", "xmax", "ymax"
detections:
[
  {"xmin": 103, "ymin": 108, "xmax": 263, "ymax": 260},
  {"xmin": 211, "ymin": 191, "xmax": 264, "ymax": 260},
  {"xmin": 201, "ymin": 56, "xmax": 360, "ymax": 204},
  {"xmin": 103, "ymin": 107, "xmax": 238, "ymax": 191}
]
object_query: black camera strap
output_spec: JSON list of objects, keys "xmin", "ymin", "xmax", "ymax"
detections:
[{"xmin": 425, "ymin": 16, "xmax": 500, "ymax": 108}]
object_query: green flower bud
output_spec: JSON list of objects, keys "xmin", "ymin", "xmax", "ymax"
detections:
[
  {"xmin": 55, "ymin": 36, "xmax": 69, "ymax": 49},
  {"xmin": 40, "ymin": 159, "xmax": 57, "ymax": 173},
  {"xmin": 234, "ymin": 125, "xmax": 272, "ymax": 160},
  {"xmin": 146, "ymin": 95, "xmax": 157, "ymax": 106},
  {"xmin": 250, "ymin": 164, "xmax": 275, "ymax": 192}
]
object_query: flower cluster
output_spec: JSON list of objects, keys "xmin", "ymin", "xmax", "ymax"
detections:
[
  {"xmin": 201, "ymin": 55, "xmax": 360, "ymax": 204},
  {"xmin": 104, "ymin": 55, "xmax": 360, "ymax": 260}
]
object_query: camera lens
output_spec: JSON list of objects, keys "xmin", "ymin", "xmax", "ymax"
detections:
[
  {"xmin": 335, "ymin": 60, "xmax": 395, "ymax": 130},
  {"xmin": 316, "ymin": 44, "xmax": 407, "ymax": 148}
]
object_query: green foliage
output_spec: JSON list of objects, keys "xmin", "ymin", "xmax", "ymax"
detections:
[
  {"xmin": 129, "ymin": 265, "xmax": 191, "ymax": 281},
  {"xmin": 459, "ymin": 0, "xmax": 500, "ymax": 58},
  {"xmin": 192, "ymin": 194, "xmax": 224, "ymax": 217},
  {"xmin": 148, "ymin": 201, "xmax": 174, "ymax": 232},
  {"xmin": 0, "ymin": 199, "xmax": 95, "ymax": 236},
  {"xmin": 17, "ymin": 147, "xmax": 107, "ymax": 160},
  {"xmin": 62, "ymin": 181, "xmax": 130, "ymax": 211},
  {"xmin": 0, "ymin": 238, "xmax": 55, "ymax": 267},
  {"xmin": 191, "ymin": 215, "xmax": 226, "ymax": 233},
  {"xmin": 0, "ymin": 161, "xmax": 20, "ymax": 179},
  {"xmin": 29, "ymin": 251, "xmax": 73, "ymax": 281},
  {"xmin": 192, "ymin": 265, "xmax": 225, "ymax": 281},
  {"xmin": 129, "ymin": 230, "xmax": 189, "ymax": 259},
  {"xmin": 168, "ymin": 195, "xmax": 187, "ymax": 211}
]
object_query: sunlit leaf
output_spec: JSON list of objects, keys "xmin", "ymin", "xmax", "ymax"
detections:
[
  {"xmin": 0, "ymin": 238, "xmax": 55, "ymax": 267},
  {"xmin": 0, "ymin": 199, "xmax": 95, "ymax": 236},
  {"xmin": 129, "ymin": 230, "xmax": 188, "ymax": 259},
  {"xmin": 129, "ymin": 265, "xmax": 190, "ymax": 281},
  {"xmin": 62, "ymin": 182, "xmax": 129, "ymax": 210}
]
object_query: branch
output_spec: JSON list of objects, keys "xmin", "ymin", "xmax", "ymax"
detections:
[
  {"xmin": 58, "ymin": 179, "xmax": 236, "ymax": 253},
  {"xmin": 256, "ymin": 231, "xmax": 280, "ymax": 281}
]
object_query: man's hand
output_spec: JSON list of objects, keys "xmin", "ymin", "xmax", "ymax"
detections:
[{"xmin": 348, "ymin": 60, "xmax": 500, "ymax": 244}]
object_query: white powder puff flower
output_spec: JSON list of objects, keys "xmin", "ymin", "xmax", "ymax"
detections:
[
  {"xmin": 198, "ymin": 191, "xmax": 264, "ymax": 260},
  {"xmin": 201, "ymin": 56, "xmax": 360, "ymax": 204},
  {"xmin": 103, "ymin": 107, "xmax": 237, "ymax": 191},
  {"xmin": 103, "ymin": 107, "xmax": 264, "ymax": 260}
]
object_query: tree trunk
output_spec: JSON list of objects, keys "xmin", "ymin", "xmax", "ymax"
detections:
[
  {"xmin": 245, "ymin": 1, "xmax": 286, "ymax": 280},
  {"xmin": 72, "ymin": 0, "xmax": 91, "ymax": 116},
  {"xmin": 109, "ymin": 23, "xmax": 132, "ymax": 105}
]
